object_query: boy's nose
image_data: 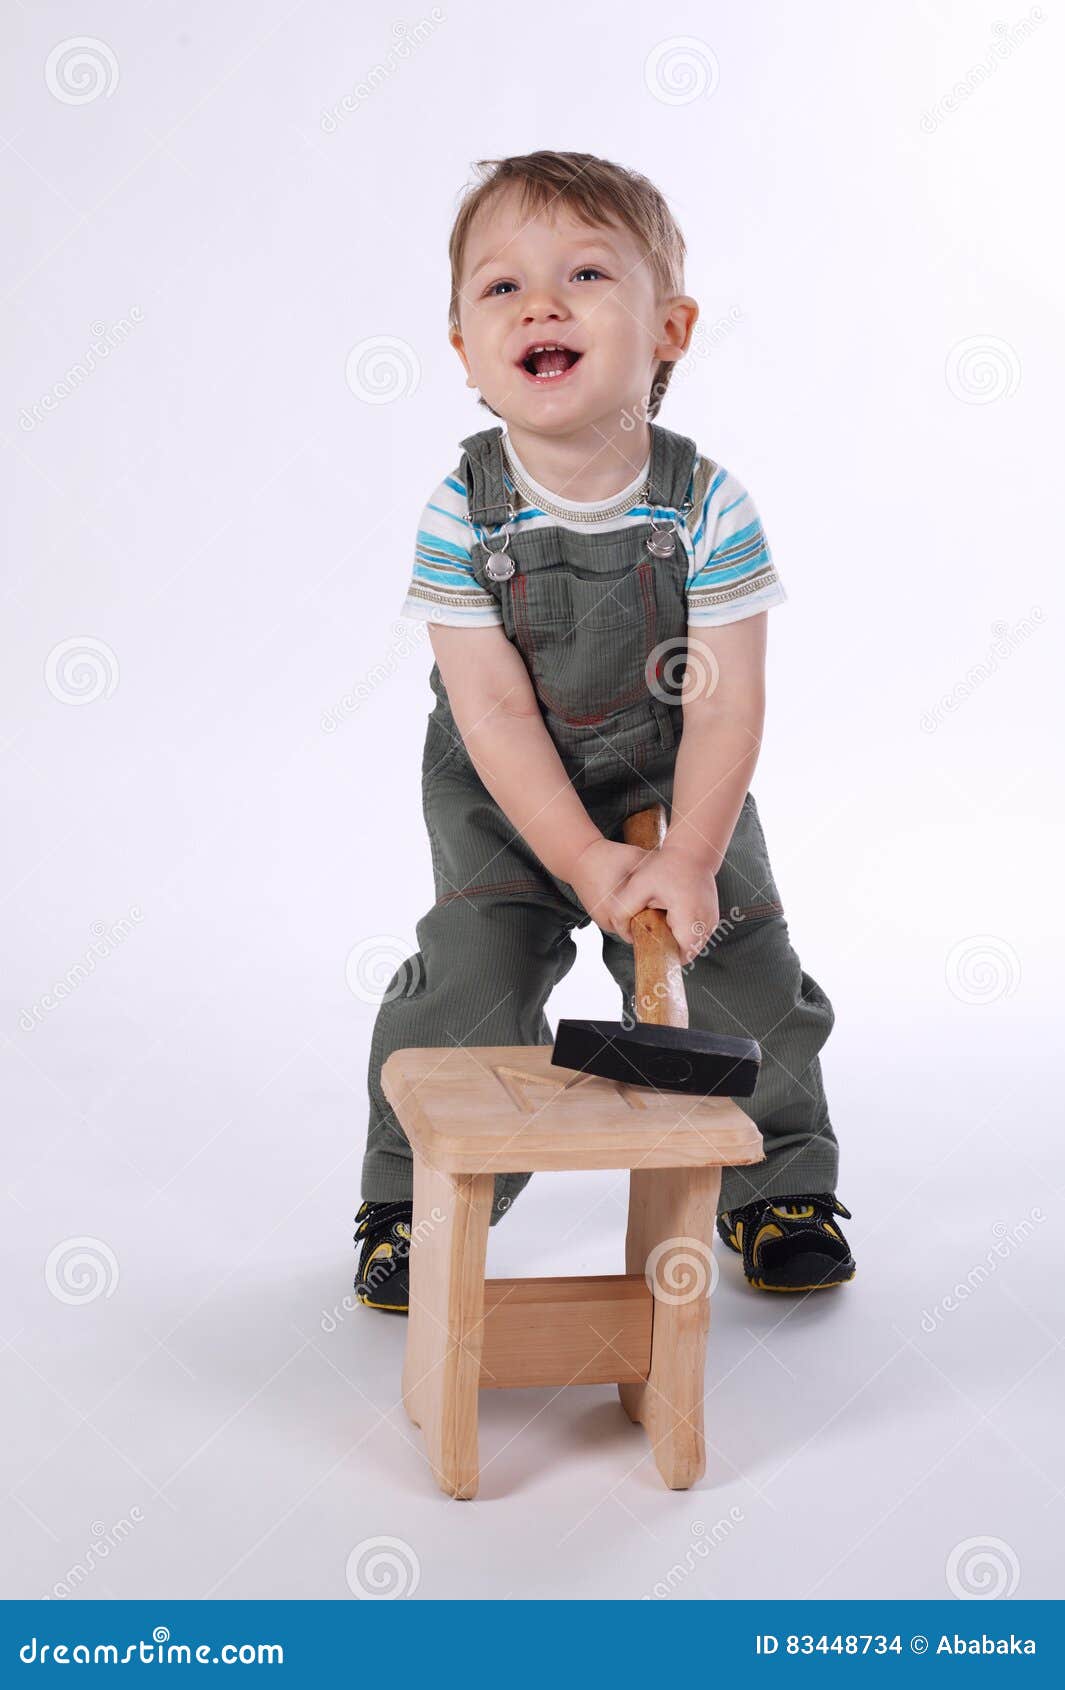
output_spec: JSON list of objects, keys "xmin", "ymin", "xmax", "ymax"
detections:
[{"xmin": 521, "ymin": 291, "xmax": 570, "ymax": 323}]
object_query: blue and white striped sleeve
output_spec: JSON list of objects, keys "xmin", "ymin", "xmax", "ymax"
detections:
[
  {"xmin": 685, "ymin": 463, "xmax": 788, "ymax": 626},
  {"xmin": 398, "ymin": 468, "xmax": 504, "ymax": 627}
]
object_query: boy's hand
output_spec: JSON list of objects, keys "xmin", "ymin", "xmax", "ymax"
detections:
[
  {"xmin": 568, "ymin": 838, "xmax": 651, "ymax": 944},
  {"xmin": 612, "ymin": 844, "xmax": 721, "ymax": 965}
]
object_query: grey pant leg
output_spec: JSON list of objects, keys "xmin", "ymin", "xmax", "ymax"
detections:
[
  {"xmin": 599, "ymin": 916, "xmax": 838, "ymax": 1211},
  {"xmin": 687, "ymin": 915, "xmax": 838, "ymax": 1209},
  {"xmin": 597, "ymin": 788, "xmax": 840, "ymax": 1212},
  {"xmin": 362, "ymin": 895, "xmax": 579, "ymax": 1223}
]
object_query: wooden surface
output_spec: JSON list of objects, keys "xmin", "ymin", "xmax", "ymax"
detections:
[
  {"xmin": 480, "ymin": 1275, "xmax": 652, "ymax": 1388},
  {"xmin": 618, "ymin": 1165, "xmax": 721, "ymax": 1491},
  {"xmin": 381, "ymin": 1045, "xmax": 765, "ymax": 1174},
  {"xmin": 402, "ymin": 1159, "xmax": 493, "ymax": 1500}
]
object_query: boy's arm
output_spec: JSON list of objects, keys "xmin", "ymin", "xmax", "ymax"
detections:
[
  {"xmin": 427, "ymin": 623, "xmax": 604, "ymax": 882},
  {"xmin": 662, "ymin": 614, "xmax": 768, "ymax": 871}
]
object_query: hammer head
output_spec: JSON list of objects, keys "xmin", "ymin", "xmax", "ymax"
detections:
[{"xmin": 552, "ymin": 1019, "xmax": 761, "ymax": 1097}]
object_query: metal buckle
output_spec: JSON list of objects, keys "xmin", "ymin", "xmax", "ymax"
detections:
[
  {"xmin": 481, "ymin": 501, "xmax": 518, "ymax": 582},
  {"xmin": 646, "ymin": 513, "xmax": 677, "ymax": 558},
  {"xmin": 483, "ymin": 534, "xmax": 515, "ymax": 582}
]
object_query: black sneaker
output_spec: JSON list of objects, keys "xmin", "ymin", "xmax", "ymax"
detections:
[
  {"xmin": 353, "ymin": 1199, "xmax": 412, "ymax": 1313},
  {"xmin": 717, "ymin": 1193, "xmax": 855, "ymax": 1292}
]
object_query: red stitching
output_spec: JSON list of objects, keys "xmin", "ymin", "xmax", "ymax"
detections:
[
  {"xmin": 637, "ymin": 558, "xmax": 657, "ymax": 652},
  {"xmin": 532, "ymin": 676, "xmax": 652, "ymax": 724},
  {"xmin": 436, "ymin": 877, "xmax": 552, "ymax": 905},
  {"xmin": 513, "ymin": 572, "xmax": 535, "ymax": 657}
]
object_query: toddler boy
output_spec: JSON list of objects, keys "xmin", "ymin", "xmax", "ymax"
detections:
[{"xmin": 355, "ymin": 151, "xmax": 854, "ymax": 1310}]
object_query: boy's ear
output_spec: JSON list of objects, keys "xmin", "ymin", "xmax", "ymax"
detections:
[
  {"xmin": 655, "ymin": 295, "xmax": 700, "ymax": 365},
  {"xmin": 449, "ymin": 326, "xmax": 477, "ymax": 389}
]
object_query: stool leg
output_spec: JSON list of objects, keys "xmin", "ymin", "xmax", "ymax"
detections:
[
  {"xmin": 402, "ymin": 1156, "xmax": 493, "ymax": 1500},
  {"xmin": 619, "ymin": 1165, "xmax": 720, "ymax": 1490}
]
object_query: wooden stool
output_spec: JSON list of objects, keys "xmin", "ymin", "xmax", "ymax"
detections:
[{"xmin": 381, "ymin": 1043, "xmax": 764, "ymax": 1498}]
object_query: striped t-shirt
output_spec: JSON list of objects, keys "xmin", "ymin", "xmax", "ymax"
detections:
[{"xmin": 399, "ymin": 434, "xmax": 788, "ymax": 628}]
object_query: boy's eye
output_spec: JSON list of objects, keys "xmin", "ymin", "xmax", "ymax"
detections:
[{"xmin": 482, "ymin": 266, "xmax": 607, "ymax": 298}]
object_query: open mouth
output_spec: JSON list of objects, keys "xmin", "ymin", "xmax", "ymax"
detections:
[{"xmin": 517, "ymin": 343, "xmax": 584, "ymax": 382}]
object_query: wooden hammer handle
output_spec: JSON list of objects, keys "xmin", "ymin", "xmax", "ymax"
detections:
[{"xmin": 621, "ymin": 804, "xmax": 689, "ymax": 1031}]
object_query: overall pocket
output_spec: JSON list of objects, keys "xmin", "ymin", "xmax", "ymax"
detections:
[{"xmin": 495, "ymin": 531, "xmax": 660, "ymax": 725}]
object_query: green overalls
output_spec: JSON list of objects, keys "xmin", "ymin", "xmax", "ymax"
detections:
[{"xmin": 362, "ymin": 422, "xmax": 839, "ymax": 1223}]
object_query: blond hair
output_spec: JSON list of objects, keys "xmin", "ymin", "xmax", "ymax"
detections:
[{"xmin": 448, "ymin": 150, "xmax": 687, "ymax": 421}]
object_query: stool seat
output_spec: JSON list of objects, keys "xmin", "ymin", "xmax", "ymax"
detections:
[
  {"xmin": 380, "ymin": 1045, "xmax": 764, "ymax": 1173},
  {"xmin": 380, "ymin": 1043, "xmax": 765, "ymax": 1500}
]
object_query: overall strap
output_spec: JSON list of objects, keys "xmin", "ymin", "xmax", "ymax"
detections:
[
  {"xmin": 459, "ymin": 426, "xmax": 512, "ymax": 530},
  {"xmin": 646, "ymin": 420, "xmax": 699, "ymax": 516},
  {"xmin": 460, "ymin": 419, "xmax": 699, "ymax": 525}
]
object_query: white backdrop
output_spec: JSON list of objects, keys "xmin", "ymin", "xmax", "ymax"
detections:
[{"xmin": 3, "ymin": 0, "xmax": 1061, "ymax": 1603}]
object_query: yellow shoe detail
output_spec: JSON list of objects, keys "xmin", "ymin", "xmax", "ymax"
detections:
[
  {"xmin": 770, "ymin": 1204, "xmax": 816, "ymax": 1220},
  {"xmin": 750, "ymin": 1275, "xmax": 852, "ymax": 1292},
  {"xmin": 356, "ymin": 1236, "xmax": 409, "ymax": 1311},
  {"xmin": 752, "ymin": 1222, "xmax": 784, "ymax": 1261}
]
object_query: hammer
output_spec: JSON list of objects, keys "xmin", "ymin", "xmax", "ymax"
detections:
[{"xmin": 551, "ymin": 803, "xmax": 762, "ymax": 1097}]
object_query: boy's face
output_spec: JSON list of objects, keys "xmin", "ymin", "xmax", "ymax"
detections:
[{"xmin": 450, "ymin": 189, "xmax": 696, "ymax": 437}]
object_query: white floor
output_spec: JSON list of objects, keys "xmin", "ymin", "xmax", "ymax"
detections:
[{"xmin": 4, "ymin": 980, "xmax": 1061, "ymax": 1603}]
